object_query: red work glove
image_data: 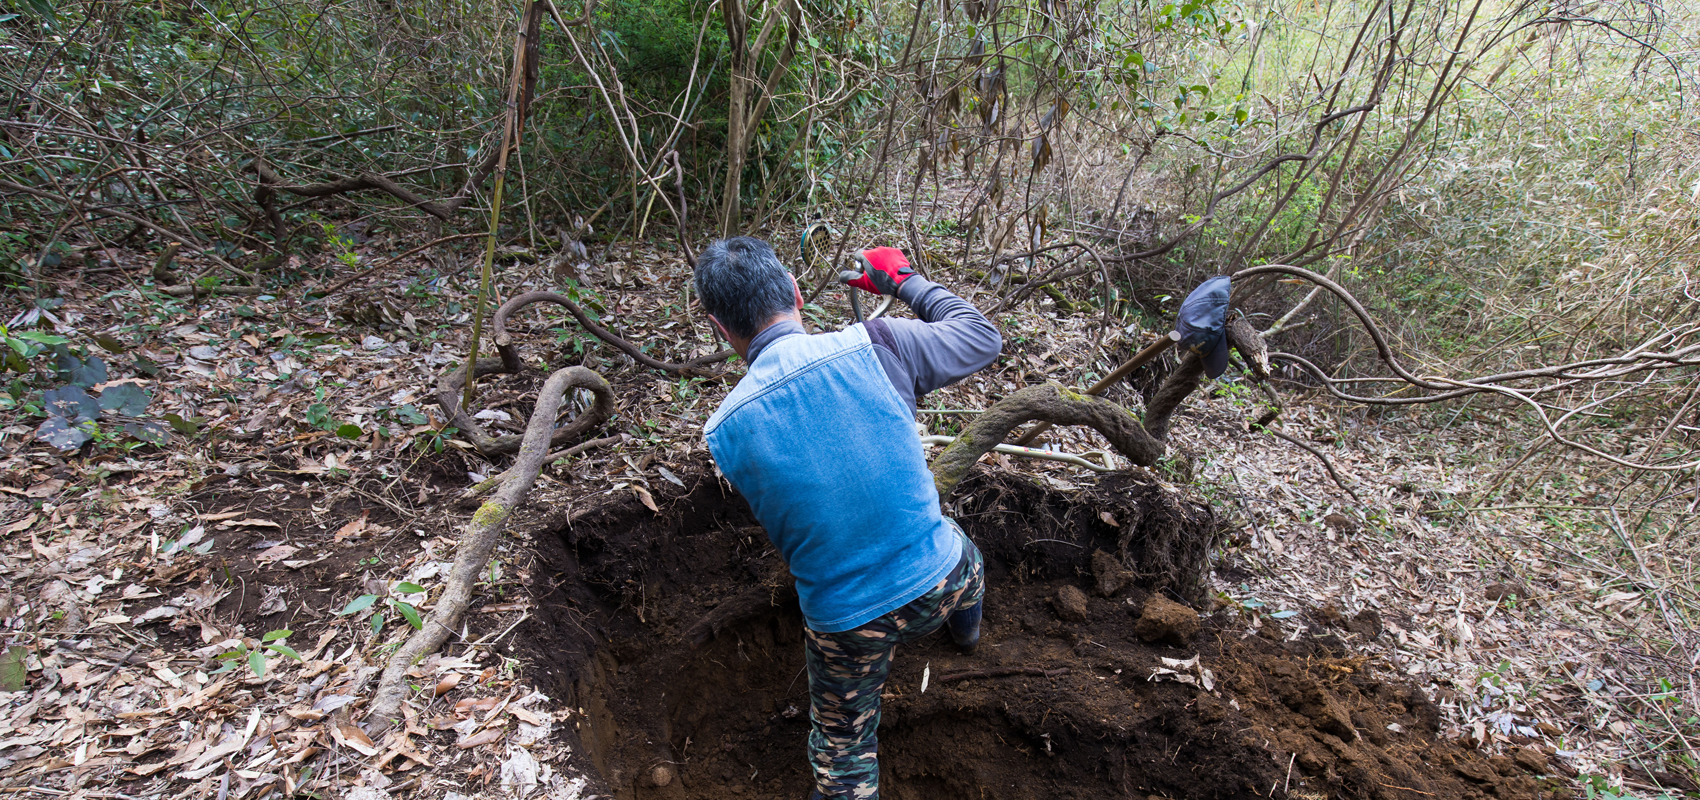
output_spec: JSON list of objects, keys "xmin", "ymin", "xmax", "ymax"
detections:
[{"xmin": 841, "ymin": 246, "xmax": 916, "ymax": 295}]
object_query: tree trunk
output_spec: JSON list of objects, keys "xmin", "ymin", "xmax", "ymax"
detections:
[
  {"xmin": 721, "ymin": 76, "xmax": 747, "ymax": 237},
  {"xmin": 719, "ymin": 0, "xmax": 750, "ymax": 237},
  {"xmin": 718, "ymin": 0, "xmax": 798, "ymax": 238}
]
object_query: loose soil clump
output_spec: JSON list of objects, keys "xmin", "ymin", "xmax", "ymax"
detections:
[{"xmin": 517, "ymin": 463, "xmax": 1568, "ymax": 800}]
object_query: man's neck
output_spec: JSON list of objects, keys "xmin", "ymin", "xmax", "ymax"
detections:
[{"xmin": 744, "ymin": 315, "xmax": 806, "ymax": 364}]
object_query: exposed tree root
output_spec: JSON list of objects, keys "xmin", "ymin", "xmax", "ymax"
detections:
[
  {"xmin": 435, "ymin": 354, "xmax": 614, "ymax": 457},
  {"xmin": 367, "ymin": 365, "xmax": 607, "ymax": 733},
  {"xmin": 1109, "ymin": 481, "xmax": 1221, "ymax": 602},
  {"xmin": 938, "ymin": 666, "xmax": 1071, "ymax": 683},
  {"xmin": 492, "ymin": 290, "xmax": 732, "ymax": 377},
  {"xmin": 931, "ymin": 382, "xmax": 1167, "ymax": 499},
  {"xmin": 459, "ymin": 434, "xmax": 623, "ymax": 500},
  {"xmin": 931, "ymin": 346, "xmax": 1213, "ymax": 501},
  {"xmin": 681, "ymin": 562, "xmax": 794, "ymax": 648},
  {"xmin": 1141, "ymin": 351, "xmax": 1207, "ymax": 441}
]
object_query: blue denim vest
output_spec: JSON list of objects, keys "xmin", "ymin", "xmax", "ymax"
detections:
[{"xmin": 704, "ymin": 325, "xmax": 962, "ymax": 632}]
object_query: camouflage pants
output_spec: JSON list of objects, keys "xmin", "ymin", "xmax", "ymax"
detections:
[{"xmin": 803, "ymin": 524, "xmax": 985, "ymax": 799}]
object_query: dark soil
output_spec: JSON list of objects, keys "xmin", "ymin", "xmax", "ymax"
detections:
[{"xmin": 517, "ymin": 462, "xmax": 1570, "ymax": 800}]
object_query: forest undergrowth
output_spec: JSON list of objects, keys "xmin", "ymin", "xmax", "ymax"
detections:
[{"xmin": 2, "ymin": 0, "xmax": 1698, "ymax": 796}]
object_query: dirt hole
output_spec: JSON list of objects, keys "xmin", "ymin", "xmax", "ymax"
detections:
[{"xmin": 518, "ymin": 464, "xmax": 1567, "ymax": 800}]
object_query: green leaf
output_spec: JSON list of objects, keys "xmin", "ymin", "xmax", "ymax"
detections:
[
  {"xmin": 335, "ymin": 423, "xmax": 363, "ymax": 439},
  {"xmin": 13, "ymin": 331, "xmax": 68, "ymax": 345},
  {"xmin": 338, "ymin": 594, "xmax": 379, "ymax": 616},
  {"xmin": 123, "ymin": 420, "xmax": 170, "ymax": 446},
  {"xmin": 0, "ymin": 645, "xmax": 29, "ymax": 692},
  {"xmin": 1269, "ymin": 610, "xmax": 1299, "ymax": 619},
  {"xmin": 248, "ymin": 649, "xmax": 267, "ymax": 678},
  {"xmin": 162, "ymin": 412, "xmax": 201, "ymax": 435},
  {"xmin": 93, "ymin": 333, "xmax": 127, "ymax": 353},
  {"xmin": 266, "ymin": 643, "xmax": 302, "ymax": 662},
  {"xmin": 395, "ymin": 582, "xmax": 426, "ymax": 595},
  {"xmin": 98, "ymin": 384, "xmax": 151, "ymax": 416},
  {"xmin": 56, "ymin": 352, "xmax": 107, "ymax": 388},
  {"xmin": 36, "ymin": 415, "xmax": 95, "ymax": 451},
  {"xmin": 396, "ymin": 601, "xmax": 423, "ymax": 631},
  {"xmin": 22, "ymin": 0, "xmax": 56, "ymax": 27},
  {"xmin": 393, "ymin": 404, "xmax": 429, "ymax": 425},
  {"xmin": 44, "ymin": 385, "xmax": 99, "ymax": 422},
  {"xmin": 262, "ymin": 629, "xmax": 293, "ymax": 642},
  {"xmin": 369, "ymin": 611, "xmax": 385, "ymax": 635}
]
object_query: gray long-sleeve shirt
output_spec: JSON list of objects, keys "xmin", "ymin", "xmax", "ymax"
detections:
[{"xmin": 744, "ymin": 277, "xmax": 1002, "ymax": 415}]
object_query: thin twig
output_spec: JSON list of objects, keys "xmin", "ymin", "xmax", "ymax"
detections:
[
  {"xmin": 310, "ymin": 232, "xmax": 487, "ymax": 301},
  {"xmin": 1263, "ymin": 426, "xmax": 1362, "ymax": 503}
]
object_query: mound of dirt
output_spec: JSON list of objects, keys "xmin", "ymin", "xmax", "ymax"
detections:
[{"xmin": 517, "ymin": 464, "xmax": 1570, "ymax": 800}]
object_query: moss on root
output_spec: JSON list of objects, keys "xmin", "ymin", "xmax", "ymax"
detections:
[{"xmin": 472, "ymin": 501, "xmax": 509, "ymax": 530}]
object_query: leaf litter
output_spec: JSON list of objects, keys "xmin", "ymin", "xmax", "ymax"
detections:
[{"xmin": 0, "ymin": 232, "xmax": 1689, "ymax": 798}]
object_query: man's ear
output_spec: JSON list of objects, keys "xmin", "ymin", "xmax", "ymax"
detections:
[
  {"xmin": 707, "ymin": 314, "xmax": 732, "ymax": 343},
  {"xmin": 790, "ymin": 273, "xmax": 804, "ymax": 310}
]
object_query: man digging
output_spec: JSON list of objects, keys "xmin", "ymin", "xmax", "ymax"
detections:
[{"xmin": 695, "ymin": 237, "xmax": 1002, "ymax": 799}]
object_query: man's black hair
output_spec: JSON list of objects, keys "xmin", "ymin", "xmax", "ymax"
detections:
[{"xmin": 694, "ymin": 237, "xmax": 796, "ymax": 339}]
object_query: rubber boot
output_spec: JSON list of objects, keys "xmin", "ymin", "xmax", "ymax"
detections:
[{"xmin": 947, "ymin": 600, "xmax": 982, "ymax": 655}]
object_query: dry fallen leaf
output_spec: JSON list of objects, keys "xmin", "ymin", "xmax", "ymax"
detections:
[
  {"xmin": 127, "ymin": 761, "xmax": 171, "ymax": 778},
  {"xmin": 333, "ymin": 511, "xmax": 372, "ymax": 542},
  {"xmin": 2, "ymin": 513, "xmax": 38, "ymax": 535},
  {"xmin": 374, "ymin": 738, "xmax": 433, "ymax": 771},
  {"xmin": 26, "ymin": 479, "xmax": 66, "ymax": 498},
  {"xmin": 509, "ymin": 705, "xmax": 546, "ymax": 726},
  {"xmin": 254, "ymin": 544, "xmax": 300, "ymax": 564},
  {"xmin": 56, "ymin": 662, "xmax": 96, "ymax": 688},
  {"xmin": 632, "ymin": 485, "xmax": 659, "ymax": 513},
  {"xmin": 330, "ymin": 721, "xmax": 380, "ymax": 756},
  {"xmin": 434, "ymin": 673, "xmax": 462, "ymax": 697},
  {"xmin": 453, "ymin": 696, "xmax": 501, "ymax": 719},
  {"xmin": 455, "ymin": 728, "xmax": 503, "ymax": 750}
]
